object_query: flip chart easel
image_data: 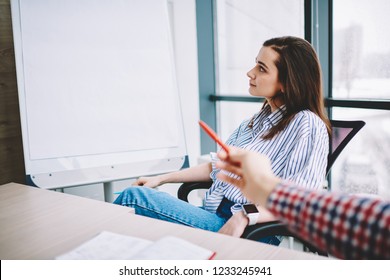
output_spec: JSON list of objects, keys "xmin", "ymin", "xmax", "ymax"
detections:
[{"xmin": 11, "ymin": 0, "xmax": 188, "ymax": 201}]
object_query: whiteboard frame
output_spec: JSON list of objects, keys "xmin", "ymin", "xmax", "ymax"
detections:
[{"xmin": 11, "ymin": 0, "xmax": 188, "ymax": 189}]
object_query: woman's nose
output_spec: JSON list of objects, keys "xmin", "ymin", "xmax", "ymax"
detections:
[{"xmin": 247, "ymin": 68, "xmax": 255, "ymax": 79}]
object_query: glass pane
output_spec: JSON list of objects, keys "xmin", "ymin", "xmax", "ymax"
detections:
[
  {"xmin": 333, "ymin": 0, "xmax": 390, "ymax": 99},
  {"xmin": 215, "ymin": 0, "xmax": 304, "ymax": 95},
  {"xmin": 331, "ymin": 108, "xmax": 390, "ymax": 200},
  {"xmin": 219, "ymin": 101, "xmax": 264, "ymax": 142}
]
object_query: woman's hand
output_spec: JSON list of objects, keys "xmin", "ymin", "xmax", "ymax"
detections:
[
  {"xmin": 218, "ymin": 206, "xmax": 277, "ymax": 238},
  {"xmin": 133, "ymin": 176, "xmax": 163, "ymax": 188},
  {"xmin": 218, "ymin": 211, "xmax": 249, "ymax": 237}
]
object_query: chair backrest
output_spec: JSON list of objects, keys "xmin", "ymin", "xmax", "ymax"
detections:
[{"xmin": 326, "ymin": 120, "xmax": 366, "ymax": 175}]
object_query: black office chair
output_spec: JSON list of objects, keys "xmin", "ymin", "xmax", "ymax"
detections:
[{"xmin": 177, "ymin": 120, "xmax": 366, "ymax": 255}]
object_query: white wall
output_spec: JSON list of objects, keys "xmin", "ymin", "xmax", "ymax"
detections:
[{"xmin": 64, "ymin": 0, "xmax": 200, "ymax": 200}]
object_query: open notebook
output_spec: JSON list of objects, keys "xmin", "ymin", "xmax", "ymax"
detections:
[{"xmin": 56, "ymin": 231, "xmax": 216, "ymax": 260}]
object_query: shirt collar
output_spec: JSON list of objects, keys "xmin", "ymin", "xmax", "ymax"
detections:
[
  {"xmin": 267, "ymin": 104, "xmax": 286, "ymax": 126},
  {"xmin": 251, "ymin": 104, "xmax": 287, "ymax": 131}
]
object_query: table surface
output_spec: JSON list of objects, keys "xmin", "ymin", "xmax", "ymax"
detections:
[{"xmin": 0, "ymin": 183, "xmax": 326, "ymax": 260}]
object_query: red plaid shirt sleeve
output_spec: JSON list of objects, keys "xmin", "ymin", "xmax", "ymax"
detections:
[{"xmin": 267, "ymin": 181, "xmax": 390, "ymax": 259}]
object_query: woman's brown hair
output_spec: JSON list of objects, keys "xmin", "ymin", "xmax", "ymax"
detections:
[{"xmin": 261, "ymin": 36, "xmax": 331, "ymax": 139}]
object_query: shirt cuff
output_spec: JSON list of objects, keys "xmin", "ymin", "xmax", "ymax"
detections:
[
  {"xmin": 210, "ymin": 152, "xmax": 219, "ymax": 172},
  {"xmin": 266, "ymin": 180, "xmax": 291, "ymax": 209}
]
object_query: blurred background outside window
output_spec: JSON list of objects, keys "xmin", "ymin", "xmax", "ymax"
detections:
[{"xmin": 332, "ymin": 0, "xmax": 390, "ymax": 198}]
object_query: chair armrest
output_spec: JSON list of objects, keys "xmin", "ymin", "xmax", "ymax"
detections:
[
  {"xmin": 242, "ymin": 221, "xmax": 291, "ymax": 239},
  {"xmin": 177, "ymin": 181, "xmax": 212, "ymax": 202},
  {"xmin": 241, "ymin": 221, "xmax": 328, "ymax": 256}
]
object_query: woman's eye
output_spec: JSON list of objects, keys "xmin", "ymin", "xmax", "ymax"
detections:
[{"xmin": 259, "ymin": 66, "xmax": 265, "ymax": 72}]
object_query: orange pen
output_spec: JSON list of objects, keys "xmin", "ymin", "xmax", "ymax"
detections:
[{"xmin": 199, "ymin": 120, "xmax": 230, "ymax": 153}]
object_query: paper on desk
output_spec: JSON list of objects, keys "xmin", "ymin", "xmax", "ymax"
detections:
[
  {"xmin": 134, "ymin": 236, "xmax": 216, "ymax": 260},
  {"xmin": 56, "ymin": 231, "xmax": 151, "ymax": 260},
  {"xmin": 56, "ymin": 231, "xmax": 215, "ymax": 260}
]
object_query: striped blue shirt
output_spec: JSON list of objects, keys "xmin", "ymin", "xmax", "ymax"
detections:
[{"xmin": 204, "ymin": 104, "xmax": 329, "ymax": 214}]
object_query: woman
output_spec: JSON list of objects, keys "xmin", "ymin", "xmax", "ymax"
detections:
[{"xmin": 114, "ymin": 36, "xmax": 331, "ymax": 241}]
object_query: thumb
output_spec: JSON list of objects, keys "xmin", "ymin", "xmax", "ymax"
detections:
[{"xmin": 224, "ymin": 146, "xmax": 246, "ymax": 163}]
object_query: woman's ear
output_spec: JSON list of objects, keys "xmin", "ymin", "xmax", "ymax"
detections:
[{"xmin": 277, "ymin": 81, "xmax": 285, "ymax": 94}]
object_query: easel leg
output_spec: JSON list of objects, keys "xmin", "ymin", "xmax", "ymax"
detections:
[{"xmin": 103, "ymin": 181, "xmax": 114, "ymax": 203}]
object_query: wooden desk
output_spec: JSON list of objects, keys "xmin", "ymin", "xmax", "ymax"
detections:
[{"xmin": 0, "ymin": 183, "xmax": 326, "ymax": 260}]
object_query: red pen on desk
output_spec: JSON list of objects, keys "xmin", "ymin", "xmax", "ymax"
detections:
[{"xmin": 199, "ymin": 120, "xmax": 230, "ymax": 153}]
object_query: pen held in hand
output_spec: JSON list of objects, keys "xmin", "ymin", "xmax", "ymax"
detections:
[{"xmin": 199, "ymin": 120, "xmax": 230, "ymax": 154}]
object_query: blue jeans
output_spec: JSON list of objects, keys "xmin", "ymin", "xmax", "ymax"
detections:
[
  {"xmin": 113, "ymin": 187, "xmax": 231, "ymax": 232},
  {"xmin": 113, "ymin": 187, "xmax": 282, "ymax": 246},
  {"xmin": 259, "ymin": 236, "xmax": 282, "ymax": 246}
]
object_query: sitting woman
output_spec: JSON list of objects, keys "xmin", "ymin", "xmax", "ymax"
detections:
[{"xmin": 114, "ymin": 36, "xmax": 331, "ymax": 244}]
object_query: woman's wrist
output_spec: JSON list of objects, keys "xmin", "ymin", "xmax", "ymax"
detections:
[
  {"xmin": 157, "ymin": 174, "xmax": 170, "ymax": 185},
  {"xmin": 236, "ymin": 211, "xmax": 250, "ymax": 227}
]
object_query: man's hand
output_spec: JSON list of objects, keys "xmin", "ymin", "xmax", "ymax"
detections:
[{"xmin": 216, "ymin": 147, "xmax": 281, "ymax": 206}]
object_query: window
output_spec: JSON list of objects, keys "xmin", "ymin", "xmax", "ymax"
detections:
[
  {"xmin": 331, "ymin": 108, "xmax": 390, "ymax": 199},
  {"xmin": 332, "ymin": 0, "xmax": 390, "ymax": 198},
  {"xmin": 333, "ymin": 0, "xmax": 390, "ymax": 100},
  {"xmin": 214, "ymin": 0, "xmax": 304, "ymax": 140}
]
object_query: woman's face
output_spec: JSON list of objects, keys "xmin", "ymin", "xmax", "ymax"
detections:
[{"xmin": 247, "ymin": 46, "xmax": 283, "ymax": 99}]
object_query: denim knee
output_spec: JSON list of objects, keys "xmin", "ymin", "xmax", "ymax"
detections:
[
  {"xmin": 112, "ymin": 186, "xmax": 227, "ymax": 232},
  {"xmin": 113, "ymin": 186, "xmax": 150, "ymax": 206}
]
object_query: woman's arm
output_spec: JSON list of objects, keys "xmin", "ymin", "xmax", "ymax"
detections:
[
  {"xmin": 135, "ymin": 120, "xmax": 244, "ymax": 189},
  {"xmin": 218, "ymin": 205, "xmax": 277, "ymax": 237},
  {"xmin": 282, "ymin": 118, "xmax": 329, "ymax": 189},
  {"xmin": 134, "ymin": 162, "xmax": 212, "ymax": 188}
]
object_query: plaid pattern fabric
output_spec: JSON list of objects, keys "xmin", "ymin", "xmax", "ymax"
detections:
[{"xmin": 267, "ymin": 181, "xmax": 390, "ymax": 259}]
